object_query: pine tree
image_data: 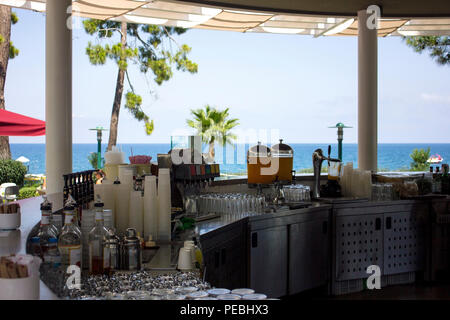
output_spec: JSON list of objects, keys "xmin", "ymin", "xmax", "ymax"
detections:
[
  {"xmin": 83, "ymin": 20, "xmax": 198, "ymax": 150},
  {"xmin": 0, "ymin": 6, "xmax": 19, "ymax": 160}
]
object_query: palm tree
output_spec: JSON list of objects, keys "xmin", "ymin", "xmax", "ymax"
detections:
[{"xmin": 187, "ymin": 105, "xmax": 239, "ymax": 162}]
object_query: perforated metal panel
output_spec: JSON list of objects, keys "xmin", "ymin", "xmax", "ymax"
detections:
[
  {"xmin": 336, "ymin": 214, "xmax": 383, "ymax": 281},
  {"xmin": 383, "ymin": 211, "xmax": 425, "ymax": 275}
]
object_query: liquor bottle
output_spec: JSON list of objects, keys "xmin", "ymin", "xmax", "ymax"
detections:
[
  {"xmin": 44, "ymin": 238, "xmax": 61, "ymax": 269},
  {"xmin": 442, "ymin": 164, "xmax": 449, "ymax": 195},
  {"xmin": 63, "ymin": 174, "xmax": 69, "ymax": 203},
  {"xmin": 37, "ymin": 199, "xmax": 59, "ymax": 263},
  {"xmin": 58, "ymin": 198, "xmax": 82, "ymax": 269},
  {"xmin": 30, "ymin": 236, "xmax": 43, "ymax": 259},
  {"xmin": 40, "ymin": 196, "xmax": 59, "ymax": 238},
  {"xmin": 88, "ymin": 196, "xmax": 109, "ymax": 275},
  {"xmin": 434, "ymin": 167, "xmax": 442, "ymax": 194}
]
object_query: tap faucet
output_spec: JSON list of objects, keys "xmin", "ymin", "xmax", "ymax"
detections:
[
  {"xmin": 272, "ymin": 177, "xmax": 285, "ymax": 205},
  {"xmin": 312, "ymin": 149, "xmax": 327, "ymax": 199}
]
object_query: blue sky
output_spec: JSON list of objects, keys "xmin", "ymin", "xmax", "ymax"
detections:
[{"xmin": 5, "ymin": 9, "xmax": 450, "ymax": 144}]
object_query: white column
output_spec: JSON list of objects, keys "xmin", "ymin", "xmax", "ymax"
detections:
[
  {"xmin": 357, "ymin": 9, "xmax": 378, "ymax": 172},
  {"xmin": 45, "ymin": 0, "xmax": 72, "ymax": 195}
]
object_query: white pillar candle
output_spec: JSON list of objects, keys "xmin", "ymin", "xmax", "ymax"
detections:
[
  {"xmin": 144, "ymin": 175, "xmax": 158, "ymax": 239},
  {"xmin": 157, "ymin": 169, "xmax": 171, "ymax": 242}
]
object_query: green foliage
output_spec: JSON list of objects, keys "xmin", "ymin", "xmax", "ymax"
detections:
[
  {"xmin": 0, "ymin": 12, "xmax": 19, "ymax": 60},
  {"xmin": 11, "ymin": 12, "xmax": 18, "ymax": 25},
  {"xmin": 404, "ymin": 36, "xmax": 450, "ymax": 65},
  {"xmin": 187, "ymin": 105, "xmax": 239, "ymax": 146},
  {"xmin": 9, "ymin": 41, "xmax": 19, "ymax": 59},
  {"xmin": 0, "ymin": 160, "xmax": 27, "ymax": 186},
  {"xmin": 410, "ymin": 147, "xmax": 431, "ymax": 171},
  {"xmin": 88, "ymin": 152, "xmax": 104, "ymax": 169},
  {"xmin": 18, "ymin": 186, "xmax": 38, "ymax": 200},
  {"xmin": 83, "ymin": 19, "xmax": 197, "ymax": 136}
]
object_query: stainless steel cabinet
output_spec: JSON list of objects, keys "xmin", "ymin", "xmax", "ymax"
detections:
[
  {"xmin": 335, "ymin": 214, "xmax": 384, "ymax": 281},
  {"xmin": 383, "ymin": 211, "xmax": 425, "ymax": 275},
  {"xmin": 250, "ymin": 226, "xmax": 288, "ymax": 298},
  {"xmin": 289, "ymin": 219, "xmax": 329, "ymax": 295}
]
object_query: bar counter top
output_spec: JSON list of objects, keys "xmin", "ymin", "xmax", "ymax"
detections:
[
  {"xmin": 194, "ymin": 201, "xmax": 333, "ymax": 236},
  {"xmin": 0, "ymin": 196, "xmax": 59, "ymax": 300}
]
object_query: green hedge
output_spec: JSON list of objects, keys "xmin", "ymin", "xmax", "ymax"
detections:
[
  {"xmin": 0, "ymin": 159, "xmax": 27, "ymax": 186},
  {"xmin": 18, "ymin": 186, "xmax": 38, "ymax": 200}
]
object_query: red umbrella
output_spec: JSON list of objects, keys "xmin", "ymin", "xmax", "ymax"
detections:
[{"xmin": 0, "ymin": 109, "xmax": 45, "ymax": 136}]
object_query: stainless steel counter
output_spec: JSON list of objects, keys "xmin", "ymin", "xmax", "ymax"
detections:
[{"xmin": 194, "ymin": 202, "xmax": 332, "ymax": 236}]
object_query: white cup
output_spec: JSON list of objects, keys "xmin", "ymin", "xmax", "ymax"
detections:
[
  {"xmin": 184, "ymin": 241, "xmax": 196, "ymax": 267},
  {"xmin": 0, "ymin": 274, "xmax": 40, "ymax": 300},
  {"xmin": 177, "ymin": 247, "xmax": 192, "ymax": 271}
]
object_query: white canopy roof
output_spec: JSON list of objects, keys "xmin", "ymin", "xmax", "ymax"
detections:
[
  {"xmin": 1, "ymin": 0, "xmax": 449, "ymax": 36},
  {"xmin": 15, "ymin": 155, "xmax": 30, "ymax": 163}
]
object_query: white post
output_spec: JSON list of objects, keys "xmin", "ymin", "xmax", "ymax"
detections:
[
  {"xmin": 357, "ymin": 9, "xmax": 378, "ymax": 172},
  {"xmin": 45, "ymin": 0, "xmax": 72, "ymax": 195}
]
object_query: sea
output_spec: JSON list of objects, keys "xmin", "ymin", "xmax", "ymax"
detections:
[{"xmin": 10, "ymin": 143, "xmax": 450, "ymax": 175}]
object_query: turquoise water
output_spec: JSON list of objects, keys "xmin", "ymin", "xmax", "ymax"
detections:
[{"xmin": 10, "ymin": 143, "xmax": 450, "ymax": 175}]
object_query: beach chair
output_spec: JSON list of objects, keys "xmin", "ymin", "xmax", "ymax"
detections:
[{"xmin": 2, "ymin": 185, "xmax": 19, "ymax": 203}]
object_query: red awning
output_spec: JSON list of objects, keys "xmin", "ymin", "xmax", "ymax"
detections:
[{"xmin": 0, "ymin": 109, "xmax": 45, "ymax": 136}]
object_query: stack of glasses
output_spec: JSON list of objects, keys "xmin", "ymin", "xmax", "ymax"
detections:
[
  {"xmin": 80, "ymin": 209, "xmax": 95, "ymax": 270},
  {"xmin": 190, "ymin": 193, "xmax": 266, "ymax": 220},
  {"xmin": 103, "ymin": 209, "xmax": 113, "ymax": 230},
  {"xmin": 371, "ymin": 183, "xmax": 394, "ymax": 201},
  {"xmin": 283, "ymin": 185, "xmax": 311, "ymax": 202}
]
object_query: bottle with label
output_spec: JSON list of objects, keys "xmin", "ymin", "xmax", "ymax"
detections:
[
  {"xmin": 88, "ymin": 196, "xmax": 109, "ymax": 275},
  {"xmin": 37, "ymin": 199, "xmax": 59, "ymax": 263},
  {"xmin": 40, "ymin": 196, "xmax": 59, "ymax": 238},
  {"xmin": 44, "ymin": 238, "xmax": 61, "ymax": 268},
  {"xmin": 58, "ymin": 198, "xmax": 82, "ymax": 269},
  {"xmin": 30, "ymin": 236, "xmax": 43, "ymax": 258}
]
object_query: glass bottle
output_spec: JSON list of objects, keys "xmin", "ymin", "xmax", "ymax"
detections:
[
  {"xmin": 58, "ymin": 203, "xmax": 82, "ymax": 269},
  {"xmin": 434, "ymin": 167, "xmax": 442, "ymax": 194},
  {"xmin": 37, "ymin": 200, "xmax": 58, "ymax": 263},
  {"xmin": 30, "ymin": 236, "xmax": 42, "ymax": 258},
  {"xmin": 40, "ymin": 196, "xmax": 59, "ymax": 238},
  {"xmin": 104, "ymin": 229, "xmax": 121, "ymax": 275},
  {"xmin": 44, "ymin": 237, "xmax": 61, "ymax": 268},
  {"xmin": 88, "ymin": 197, "xmax": 109, "ymax": 275},
  {"xmin": 442, "ymin": 164, "xmax": 449, "ymax": 195}
]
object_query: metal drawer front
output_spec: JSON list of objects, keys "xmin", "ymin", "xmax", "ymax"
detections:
[{"xmin": 336, "ymin": 214, "xmax": 383, "ymax": 281}]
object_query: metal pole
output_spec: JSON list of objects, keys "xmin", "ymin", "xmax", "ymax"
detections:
[
  {"xmin": 358, "ymin": 9, "xmax": 378, "ymax": 172},
  {"xmin": 338, "ymin": 127, "xmax": 343, "ymax": 161},
  {"xmin": 45, "ymin": 0, "xmax": 72, "ymax": 194},
  {"xmin": 97, "ymin": 130, "xmax": 102, "ymax": 169}
]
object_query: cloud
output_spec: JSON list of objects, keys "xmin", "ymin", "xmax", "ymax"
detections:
[
  {"xmin": 72, "ymin": 113, "xmax": 85, "ymax": 119},
  {"xmin": 420, "ymin": 93, "xmax": 450, "ymax": 104}
]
